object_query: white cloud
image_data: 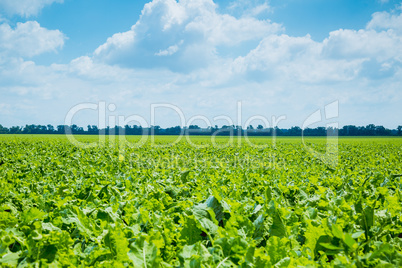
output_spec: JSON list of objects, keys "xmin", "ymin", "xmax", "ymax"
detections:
[
  {"xmin": 94, "ymin": 0, "xmax": 282, "ymax": 72},
  {"xmin": 0, "ymin": 21, "xmax": 65, "ymax": 57},
  {"xmin": 226, "ymin": 0, "xmax": 272, "ymax": 16},
  {"xmin": 0, "ymin": 0, "xmax": 401, "ymax": 129},
  {"xmin": 0, "ymin": 46, "xmax": 401, "ymax": 129},
  {"xmin": 234, "ymin": 34, "xmax": 318, "ymax": 69},
  {"xmin": 229, "ymin": 5, "xmax": 402, "ymax": 84},
  {"xmin": 230, "ymin": 34, "xmax": 364, "ymax": 83},
  {"xmin": 247, "ymin": 3, "xmax": 271, "ymax": 17},
  {"xmin": 0, "ymin": 0, "xmax": 63, "ymax": 17},
  {"xmin": 93, "ymin": 0, "xmax": 402, "ymax": 83},
  {"xmin": 155, "ymin": 40, "xmax": 183, "ymax": 56},
  {"xmin": 367, "ymin": 10, "xmax": 402, "ymax": 33},
  {"xmin": 322, "ymin": 29, "xmax": 402, "ymax": 62}
]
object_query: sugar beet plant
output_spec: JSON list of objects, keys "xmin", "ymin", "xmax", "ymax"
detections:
[{"xmin": 0, "ymin": 135, "xmax": 402, "ymax": 267}]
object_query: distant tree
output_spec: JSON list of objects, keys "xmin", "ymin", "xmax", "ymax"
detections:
[
  {"xmin": 289, "ymin": 126, "xmax": 302, "ymax": 136},
  {"xmin": 39, "ymin": 125, "xmax": 47, "ymax": 134},
  {"xmin": 57, "ymin": 125, "xmax": 67, "ymax": 134},
  {"xmin": 122, "ymin": 125, "xmax": 132, "ymax": 135},
  {"xmin": 47, "ymin": 124, "xmax": 54, "ymax": 133},
  {"xmin": 274, "ymin": 126, "xmax": 282, "ymax": 136},
  {"xmin": 327, "ymin": 127, "xmax": 338, "ymax": 136},
  {"xmin": 9, "ymin": 126, "xmax": 21, "ymax": 134},
  {"xmin": 166, "ymin": 126, "xmax": 182, "ymax": 135},
  {"xmin": 2, "ymin": 123, "xmax": 401, "ymax": 136},
  {"xmin": 71, "ymin": 124, "xmax": 79, "ymax": 134},
  {"xmin": 341, "ymin": 125, "xmax": 358, "ymax": 136},
  {"xmin": 210, "ymin": 125, "xmax": 219, "ymax": 135},
  {"xmin": 150, "ymin": 125, "xmax": 161, "ymax": 135},
  {"xmin": 366, "ymin": 124, "xmax": 376, "ymax": 136},
  {"xmin": 0, "ymin": 124, "xmax": 9, "ymax": 134},
  {"xmin": 316, "ymin": 127, "xmax": 326, "ymax": 136},
  {"xmin": 132, "ymin": 125, "xmax": 142, "ymax": 135},
  {"xmin": 375, "ymin": 125, "xmax": 391, "ymax": 136},
  {"xmin": 23, "ymin": 124, "xmax": 39, "ymax": 134}
]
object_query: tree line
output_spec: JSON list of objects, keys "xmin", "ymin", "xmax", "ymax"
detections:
[{"xmin": 0, "ymin": 124, "xmax": 401, "ymax": 136}]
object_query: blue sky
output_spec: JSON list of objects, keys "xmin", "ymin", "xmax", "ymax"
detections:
[{"xmin": 0, "ymin": 0, "xmax": 401, "ymax": 128}]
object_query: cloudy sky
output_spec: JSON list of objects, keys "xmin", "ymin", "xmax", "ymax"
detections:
[{"xmin": 0, "ymin": 0, "xmax": 401, "ymax": 129}]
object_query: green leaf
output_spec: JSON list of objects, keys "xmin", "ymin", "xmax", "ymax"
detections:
[
  {"xmin": 214, "ymin": 237, "xmax": 249, "ymax": 262},
  {"xmin": 331, "ymin": 224, "xmax": 343, "ymax": 239},
  {"xmin": 253, "ymin": 214, "xmax": 265, "ymax": 240},
  {"xmin": 21, "ymin": 207, "xmax": 46, "ymax": 224},
  {"xmin": 362, "ymin": 206, "xmax": 374, "ymax": 240},
  {"xmin": 266, "ymin": 236, "xmax": 289, "ymax": 265},
  {"xmin": 270, "ymin": 210, "xmax": 286, "ymax": 238},
  {"xmin": 206, "ymin": 195, "xmax": 224, "ymax": 223},
  {"xmin": 178, "ymin": 242, "xmax": 212, "ymax": 266},
  {"xmin": 104, "ymin": 226, "xmax": 129, "ymax": 262},
  {"xmin": 351, "ymin": 231, "xmax": 365, "ymax": 239},
  {"xmin": 274, "ymin": 257, "xmax": 291, "ymax": 267},
  {"xmin": 180, "ymin": 216, "xmax": 204, "ymax": 245},
  {"xmin": 192, "ymin": 203, "xmax": 218, "ymax": 236},
  {"xmin": 0, "ymin": 252, "xmax": 21, "ymax": 266},
  {"xmin": 265, "ymin": 187, "xmax": 272, "ymax": 202},
  {"xmin": 319, "ymin": 243, "xmax": 342, "ymax": 250},
  {"xmin": 127, "ymin": 235, "xmax": 160, "ymax": 268},
  {"xmin": 343, "ymin": 233, "xmax": 357, "ymax": 249},
  {"xmin": 180, "ymin": 170, "xmax": 191, "ymax": 183}
]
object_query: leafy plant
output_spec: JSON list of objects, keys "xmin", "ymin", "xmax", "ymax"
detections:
[{"xmin": 0, "ymin": 135, "xmax": 401, "ymax": 266}]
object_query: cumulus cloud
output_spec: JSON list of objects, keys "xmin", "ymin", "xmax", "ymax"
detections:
[
  {"xmin": 0, "ymin": 0, "xmax": 63, "ymax": 17},
  {"xmin": 230, "ymin": 6, "xmax": 402, "ymax": 83},
  {"xmin": 92, "ymin": 0, "xmax": 402, "ymax": 83},
  {"xmin": 94, "ymin": 0, "xmax": 282, "ymax": 72},
  {"xmin": 231, "ymin": 34, "xmax": 365, "ymax": 83},
  {"xmin": 0, "ymin": 21, "xmax": 65, "ymax": 58},
  {"xmin": 227, "ymin": 0, "xmax": 272, "ymax": 18},
  {"xmin": 2, "ymin": 52, "xmax": 400, "ymax": 128},
  {"xmin": 155, "ymin": 40, "xmax": 183, "ymax": 56},
  {"xmin": 367, "ymin": 10, "xmax": 402, "ymax": 33},
  {"xmin": 1, "ymin": 0, "xmax": 401, "ymax": 128},
  {"xmin": 322, "ymin": 29, "xmax": 402, "ymax": 62}
]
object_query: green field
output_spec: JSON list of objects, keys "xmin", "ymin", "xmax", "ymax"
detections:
[{"xmin": 1, "ymin": 135, "xmax": 402, "ymax": 267}]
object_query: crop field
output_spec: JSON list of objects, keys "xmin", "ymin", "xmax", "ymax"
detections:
[{"xmin": 0, "ymin": 135, "xmax": 402, "ymax": 267}]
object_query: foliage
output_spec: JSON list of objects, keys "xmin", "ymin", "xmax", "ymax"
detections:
[
  {"xmin": 0, "ymin": 123, "xmax": 401, "ymax": 136},
  {"xmin": 0, "ymin": 135, "xmax": 401, "ymax": 267}
]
